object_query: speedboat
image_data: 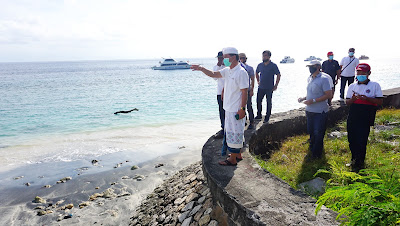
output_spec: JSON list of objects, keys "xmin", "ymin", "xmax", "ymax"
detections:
[
  {"xmin": 151, "ymin": 58, "xmax": 192, "ymax": 70},
  {"xmin": 304, "ymin": 56, "xmax": 321, "ymax": 61},
  {"xmin": 280, "ymin": 56, "xmax": 295, "ymax": 63},
  {"xmin": 359, "ymin": 55, "xmax": 369, "ymax": 60}
]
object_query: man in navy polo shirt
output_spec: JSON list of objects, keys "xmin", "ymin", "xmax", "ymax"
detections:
[
  {"xmin": 322, "ymin": 51, "xmax": 341, "ymax": 105},
  {"xmin": 255, "ymin": 50, "xmax": 281, "ymax": 123}
]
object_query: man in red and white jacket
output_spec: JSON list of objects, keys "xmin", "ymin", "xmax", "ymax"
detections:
[{"xmin": 346, "ymin": 63, "xmax": 383, "ymax": 171}]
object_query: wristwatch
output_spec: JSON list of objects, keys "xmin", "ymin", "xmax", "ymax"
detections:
[
  {"xmin": 312, "ymin": 99, "xmax": 316, "ymax": 103},
  {"xmin": 240, "ymin": 107, "xmax": 246, "ymax": 111}
]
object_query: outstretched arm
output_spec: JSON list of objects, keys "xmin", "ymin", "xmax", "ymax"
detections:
[{"xmin": 191, "ymin": 65, "xmax": 222, "ymax": 78}]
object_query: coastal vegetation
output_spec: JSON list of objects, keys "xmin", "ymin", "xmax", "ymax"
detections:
[{"xmin": 255, "ymin": 108, "xmax": 400, "ymax": 225}]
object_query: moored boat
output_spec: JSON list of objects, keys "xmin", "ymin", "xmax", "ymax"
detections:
[
  {"xmin": 280, "ymin": 56, "xmax": 295, "ymax": 63},
  {"xmin": 152, "ymin": 58, "xmax": 191, "ymax": 70}
]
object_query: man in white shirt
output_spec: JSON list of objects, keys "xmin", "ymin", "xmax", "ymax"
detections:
[
  {"xmin": 213, "ymin": 51, "xmax": 226, "ymax": 139},
  {"xmin": 339, "ymin": 48, "xmax": 359, "ymax": 101},
  {"xmin": 345, "ymin": 63, "xmax": 383, "ymax": 171},
  {"xmin": 191, "ymin": 47, "xmax": 248, "ymax": 166}
]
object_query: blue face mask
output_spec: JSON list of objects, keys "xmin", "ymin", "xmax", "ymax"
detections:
[
  {"xmin": 349, "ymin": 52, "xmax": 354, "ymax": 57},
  {"xmin": 223, "ymin": 58, "xmax": 231, "ymax": 67},
  {"xmin": 328, "ymin": 56, "xmax": 333, "ymax": 60},
  {"xmin": 357, "ymin": 75, "xmax": 367, "ymax": 82}
]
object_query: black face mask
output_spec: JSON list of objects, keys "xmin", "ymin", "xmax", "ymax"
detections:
[
  {"xmin": 309, "ymin": 66, "xmax": 318, "ymax": 74},
  {"xmin": 263, "ymin": 59, "xmax": 270, "ymax": 63}
]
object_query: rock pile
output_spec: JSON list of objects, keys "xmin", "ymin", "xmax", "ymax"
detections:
[{"xmin": 130, "ymin": 162, "xmax": 226, "ymax": 226}]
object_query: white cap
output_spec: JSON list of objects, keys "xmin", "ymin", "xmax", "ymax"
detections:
[
  {"xmin": 222, "ymin": 47, "xmax": 238, "ymax": 55},
  {"xmin": 306, "ymin": 60, "xmax": 321, "ymax": 66}
]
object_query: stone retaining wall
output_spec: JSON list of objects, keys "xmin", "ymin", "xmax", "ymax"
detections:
[
  {"xmin": 201, "ymin": 87, "xmax": 400, "ymax": 225},
  {"xmin": 249, "ymin": 102, "xmax": 348, "ymax": 158}
]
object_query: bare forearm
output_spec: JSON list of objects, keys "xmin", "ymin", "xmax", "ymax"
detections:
[
  {"xmin": 275, "ymin": 74, "xmax": 281, "ymax": 87},
  {"xmin": 241, "ymin": 89, "xmax": 248, "ymax": 108},
  {"xmin": 315, "ymin": 92, "xmax": 332, "ymax": 102},
  {"xmin": 366, "ymin": 97, "xmax": 383, "ymax": 105},
  {"xmin": 336, "ymin": 70, "xmax": 341, "ymax": 79},
  {"xmin": 250, "ymin": 77, "xmax": 255, "ymax": 90},
  {"xmin": 200, "ymin": 67, "xmax": 222, "ymax": 78}
]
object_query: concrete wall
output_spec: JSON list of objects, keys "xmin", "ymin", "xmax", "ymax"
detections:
[
  {"xmin": 201, "ymin": 88, "xmax": 400, "ymax": 225},
  {"xmin": 382, "ymin": 87, "xmax": 400, "ymax": 108},
  {"xmin": 249, "ymin": 102, "xmax": 348, "ymax": 158}
]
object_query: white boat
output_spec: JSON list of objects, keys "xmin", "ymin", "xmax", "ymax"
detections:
[
  {"xmin": 280, "ymin": 56, "xmax": 295, "ymax": 63},
  {"xmin": 151, "ymin": 58, "xmax": 192, "ymax": 70},
  {"xmin": 304, "ymin": 56, "xmax": 321, "ymax": 61},
  {"xmin": 359, "ymin": 55, "xmax": 369, "ymax": 60}
]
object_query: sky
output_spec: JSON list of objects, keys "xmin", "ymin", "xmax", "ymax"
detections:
[{"xmin": 1, "ymin": 0, "xmax": 400, "ymax": 62}]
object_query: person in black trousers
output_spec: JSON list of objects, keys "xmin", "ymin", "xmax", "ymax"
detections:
[{"xmin": 346, "ymin": 63, "xmax": 383, "ymax": 172}]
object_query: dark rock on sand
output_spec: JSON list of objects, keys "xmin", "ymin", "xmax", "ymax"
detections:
[
  {"xmin": 33, "ymin": 196, "xmax": 46, "ymax": 204},
  {"xmin": 131, "ymin": 165, "xmax": 139, "ymax": 170},
  {"xmin": 56, "ymin": 176, "xmax": 72, "ymax": 184},
  {"xmin": 155, "ymin": 163, "xmax": 164, "ymax": 168}
]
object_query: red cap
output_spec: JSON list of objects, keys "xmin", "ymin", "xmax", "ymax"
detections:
[
  {"xmin": 327, "ymin": 52, "xmax": 333, "ymax": 56},
  {"xmin": 356, "ymin": 63, "xmax": 371, "ymax": 72}
]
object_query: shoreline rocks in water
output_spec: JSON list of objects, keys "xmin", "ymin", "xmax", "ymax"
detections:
[{"xmin": 129, "ymin": 161, "xmax": 226, "ymax": 226}]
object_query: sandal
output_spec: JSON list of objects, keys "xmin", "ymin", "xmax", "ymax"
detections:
[
  {"xmin": 218, "ymin": 159, "xmax": 237, "ymax": 166},
  {"xmin": 228, "ymin": 154, "xmax": 243, "ymax": 162}
]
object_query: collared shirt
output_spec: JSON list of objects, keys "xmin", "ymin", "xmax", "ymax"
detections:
[
  {"xmin": 213, "ymin": 64, "xmax": 226, "ymax": 95},
  {"xmin": 219, "ymin": 64, "xmax": 249, "ymax": 112},
  {"xmin": 306, "ymin": 73, "xmax": 331, "ymax": 113},
  {"xmin": 321, "ymin": 72, "xmax": 334, "ymax": 89},
  {"xmin": 340, "ymin": 56, "xmax": 359, "ymax": 77},
  {"xmin": 322, "ymin": 59, "xmax": 340, "ymax": 79},
  {"xmin": 256, "ymin": 61, "xmax": 280, "ymax": 90},
  {"xmin": 346, "ymin": 80, "xmax": 383, "ymax": 106},
  {"xmin": 242, "ymin": 63, "xmax": 254, "ymax": 89}
]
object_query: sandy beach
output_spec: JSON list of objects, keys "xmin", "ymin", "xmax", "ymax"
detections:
[{"xmin": 0, "ymin": 148, "xmax": 203, "ymax": 225}]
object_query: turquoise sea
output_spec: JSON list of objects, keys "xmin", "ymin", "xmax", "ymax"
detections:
[{"xmin": 0, "ymin": 57, "xmax": 399, "ymax": 176}]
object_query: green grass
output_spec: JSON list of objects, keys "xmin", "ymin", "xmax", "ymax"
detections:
[
  {"xmin": 255, "ymin": 108, "xmax": 400, "ymax": 225},
  {"xmin": 255, "ymin": 108, "xmax": 400, "ymax": 190}
]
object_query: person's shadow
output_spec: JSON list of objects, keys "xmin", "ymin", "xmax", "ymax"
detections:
[{"xmin": 296, "ymin": 148, "xmax": 330, "ymax": 193}]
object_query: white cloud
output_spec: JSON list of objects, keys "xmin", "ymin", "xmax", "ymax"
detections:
[{"xmin": 0, "ymin": 0, "xmax": 399, "ymax": 62}]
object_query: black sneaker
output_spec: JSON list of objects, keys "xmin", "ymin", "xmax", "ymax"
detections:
[
  {"xmin": 254, "ymin": 115, "xmax": 262, "ymax": 120},
  {"xmin": 248, "ymin": 123, "xmax": 254, "ymax": 130}
]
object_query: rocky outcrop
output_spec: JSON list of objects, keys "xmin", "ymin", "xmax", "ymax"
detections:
[{"xmin": 129, "ymin": 162, "xmax": 225, "ymax": 226}]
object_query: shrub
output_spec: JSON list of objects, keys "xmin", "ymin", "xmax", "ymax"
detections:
[{"xmin": 315, "ymin": 159, "xmax": 400, "ymax": 225}]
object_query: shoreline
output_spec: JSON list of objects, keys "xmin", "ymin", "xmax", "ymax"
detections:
[
  {"xmin": 0, "ymin": 119, "xmax": 220, "ymax": 175},
  {"xmin": 0, "ymin": 148, "xmax": 203, "ymax": 225}
]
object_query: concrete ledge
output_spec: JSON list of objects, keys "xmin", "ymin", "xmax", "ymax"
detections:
[
  {"xmin": 202, "ymin": 88, "xmax": 399, "ymax": 225},
  {"xmin": 382, "ymin": 87, "xmax": 400, "ymax": 108},
  {"xmin": 202, "ymin": 102, "xmax": 346, "ymax": 225},
  {"xmin": 250, "ymin": 102, "xmax": 348, "ymax": 158}
]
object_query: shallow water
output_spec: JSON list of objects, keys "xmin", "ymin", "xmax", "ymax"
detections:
[{"xmin": 0, "ymin": 57, "xmax": 399, "ymax": 175}]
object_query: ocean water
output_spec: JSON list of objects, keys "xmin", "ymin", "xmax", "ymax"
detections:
[{"xmin": 0, "ymin": 57, "xmax": 399, "ymax": 175}]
